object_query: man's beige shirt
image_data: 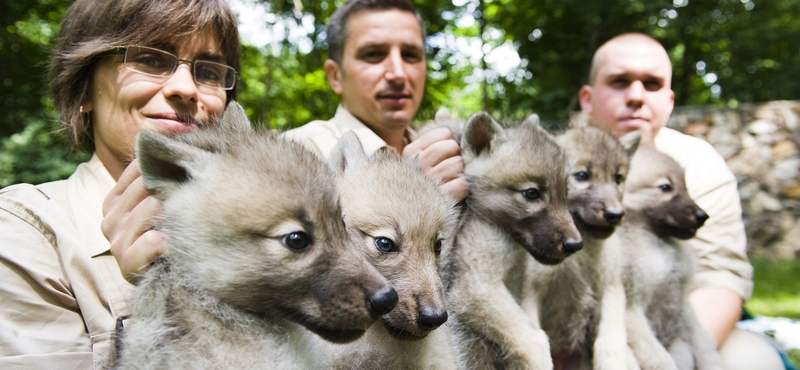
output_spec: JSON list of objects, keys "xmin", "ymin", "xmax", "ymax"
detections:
[
  {"xmin": 655, "ymin": 127, "xmax": 753, "ymax": 300},
  {"xmin": 282, "ymin": 105, "xmax": 415, "ymax": 158},
  {"xmin": 0, "ymin": 154, "xmax": 133, "ymax": 370}
]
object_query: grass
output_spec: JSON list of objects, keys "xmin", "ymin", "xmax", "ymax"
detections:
[
  {"xmin": 747, "ymin": 258, "xmax": 800, "ymax": 320},
  {"xmin": 745, "ymin": 258, "xmax": 800, "ymax": 368}
]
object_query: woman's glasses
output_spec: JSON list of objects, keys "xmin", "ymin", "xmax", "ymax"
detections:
[{"xmin": 109, "ymin": 46, "xmax": 238, "ymax": 90}]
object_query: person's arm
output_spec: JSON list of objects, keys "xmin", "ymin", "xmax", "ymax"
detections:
[
  {"xmin": 402, "ymin": 126, "xmax": 468, "ymax": 202},
  {"xmin": 0, "ymin": 192, "xmax": 94, "ymax": 367},
  {"xmin": 101, "ymin": 158, "xmax": 168, "ymax": 283},
  {"xmin": 689, "ymin": 287, "xmax": 743, "ymax": 348}
]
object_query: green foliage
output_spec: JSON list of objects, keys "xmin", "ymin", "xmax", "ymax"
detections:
[
  {"xmin": 3, "ymin": 0, "xmax": 800, "ymax": 187},
  {"xmin": 747, "ymin": 258, "xmax": 800, "ymax": 320},
  {"xmin": 0, "ymin": 115, "xmax": 89, "ymax": 187}
]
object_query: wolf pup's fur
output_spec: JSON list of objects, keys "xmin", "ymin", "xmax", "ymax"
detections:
[
  {"xmin": 303, "ymin": 131, "xmax": 458, "ymax": 369},
  {"xmin": 432, "ymin": 112, "xmax": 583, "ymax": 369},
  {"xmin": 114, "ymin": 103, "xmax": 398, "ymax": 370},
  {"xmin": 615, "ymin": 146, "xmax": 723, "ymax": 370},
  {"xmin": 522, "ymin": 126, "xmax": 639, "ymax": 370}
]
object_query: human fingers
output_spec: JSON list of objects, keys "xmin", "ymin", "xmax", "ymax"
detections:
[
  {"xmin": 413, "ymin": 138, "xmax": 461, "ymax": 173},
  {"xmin": 402, "ymin": 127, "xmax": 454, "ymax": 157},
  {"xmin": 119, "ymin": 229, "xmax": 168, "ymax": 284},
  {"xmin": 103, "ymin": 159, "xmax": 143, "ymax": 216},
  {"xmin": 426, "ymin": 155, "xmax": 465, "ymax": 184},
  {"xmin": 106, "ymin": 191, "xmax": 161, "ymax": 259},
  {"xmin": 435, "ymin": 108, "xmax": 452, "ymax": 121},
  {"xmin": 439, "ymin": 177, "xmax": 469, "ymax": 203}
]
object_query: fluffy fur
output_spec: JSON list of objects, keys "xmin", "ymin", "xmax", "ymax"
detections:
[
  {"xmin": 521, "ymin": 127, "xmax": 639, "ymax": 370},
  {"xmin": 114, "ymin": 103, "xmax": 398, "ymax": 370},
  {"xmin": 430, "ymin": 112, "xmax": 583, "ymax": 369},
  {"xmin": 302, "ymin": 131, "xmax": 458, "ymax": 369},
  {"xmin": 614, "ymin": 146, "xmax": 723, "ymax": 370}
]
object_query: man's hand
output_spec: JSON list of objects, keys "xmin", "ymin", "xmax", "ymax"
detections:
[
  {"xmin": 403, "ymin": 126, "xmax": 468, "ymax": 202},
  {"xmin": 101, "ymin": 159, "xmax": 167, "ymax": 284}
]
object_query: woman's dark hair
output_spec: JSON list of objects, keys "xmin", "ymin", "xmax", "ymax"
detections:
[{"xmin": 49, "ymin": 0, "xmax": 240, "ymax": 151}]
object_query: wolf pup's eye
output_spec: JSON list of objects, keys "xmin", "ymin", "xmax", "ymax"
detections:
[
  {"xmin": 658, "ymin": 184, "xmax": 673, "ymax": 192},
  {"xmin": 434, "ymin": 239, "xmax": 443, "ymax": 255},
  {"xmin": 615, "ymin": 173, "xmax": 624, "ymax": 184},
  {"xmin": 573, "ymin": 171, "xmax": 590, "ymax": 182},
  {"xmin": 282, "ymin": 232, "xmax": 311, "ymax": 251},
  {"xmin": 522, "ymin": 188, "xmax": 541, "ymax": 201},
  {"xmin": 374, "ymin": 237, "xmax": 397, "ymax": 253}
]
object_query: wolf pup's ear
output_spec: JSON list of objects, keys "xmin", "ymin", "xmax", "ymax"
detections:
[
  {"xmin": 136, "ymin": 131, "xmax": 212, "ymax": 198},
  {"xmin": 218, "ymin": 101, "xmax": 253, "ymax": 133},
  {"xmin": 521, "ymin": 113, "xmax": 541, "ymax": 127},
  {"xmin": 461, "ymin": 111, "xmax": 505, "ymax": 164},
  {"xmin": 618, "ymin": 130, "xmax": 642, "ymax": 157},
  {"xmin": 329, "ymin": 131, "xmax": 368, "ymax": 176}
]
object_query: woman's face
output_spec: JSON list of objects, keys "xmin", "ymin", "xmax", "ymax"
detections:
[{"xmin": 86, "ymin": 27, "xmax": 228, "ymax": 180}]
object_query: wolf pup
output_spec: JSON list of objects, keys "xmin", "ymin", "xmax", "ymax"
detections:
[
  {"xmin": 615, "ymin": 146, "xmax": 723, "ymax": 370},
  {"xmin": 114, "ymin": 103, "xmax": 398, "ymax": 370},
  {"xmin": 522, "ymin": 126, "xmax": 639, "ymax": 370},
  {"xmin": 432, "ymin": 112, "xmax": 583, "ymax": 370},
  {"xmin": 303, "ymin": 131, "xmax": 458, "ymax": 369}
]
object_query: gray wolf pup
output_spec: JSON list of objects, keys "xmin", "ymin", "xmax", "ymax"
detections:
[
  {"xmin": 303, "ymin": 131, "xmax": 458, "ymax": 369},
  {"xmin": 114, "ymin": 103, "xmax": 397, "ymax": 370},
  {"xmin": 615, "ymin": 146, "xmax": 723, "ymax": 370},
  {"xmin": 431, "ymin": 112, "xmax": 583, "ymax": 369},
  {"xmin": 522, "ymin": 126, "xmax": 639, "ymax": 370}
]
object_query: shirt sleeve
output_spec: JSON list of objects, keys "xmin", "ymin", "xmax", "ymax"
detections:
[{"xmin": 0, "ymin": 194, "xmax": 94, "ymax": 367}]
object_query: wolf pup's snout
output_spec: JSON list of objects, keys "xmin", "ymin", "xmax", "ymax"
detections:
[
  {"xmin": 603, "ymin": 207, "xmax": 625, "ymax": 224},
  {"xmin": 368, "ymin": 287, "xmax": 399, "ymax": 318},
  {"xmin": 417, "ymin": 307, "xmax": 448, "ymax": 331},
  {"xmin": 695, "ymin": 209, "xmax": 709, "ymax": 225},
  {"xmin": 562, "ymin": 238, "xmax": 584, "ymax": 255}
]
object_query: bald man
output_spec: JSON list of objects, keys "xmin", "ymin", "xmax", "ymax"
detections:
[{"xmin": 579, "ymin": 33, "xmax": 783, "ymax": 370}]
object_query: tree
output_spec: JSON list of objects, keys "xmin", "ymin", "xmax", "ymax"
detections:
[{"xmin": 2, "ymin": 0, "xmax": 799, "ymax": 187}]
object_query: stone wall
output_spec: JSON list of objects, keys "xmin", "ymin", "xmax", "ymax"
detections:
[{"xmin": 667, "ymin": 100, "xmax": 800, "ymax": 259}]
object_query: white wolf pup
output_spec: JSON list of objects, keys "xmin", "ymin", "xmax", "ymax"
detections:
[
  {"xmin": 431, "ymin": 112, "xmax": 583, "ymax": 370},
  {"xmin": 114, "ymin": 103, "xmax": 398, "ymax": 370},
  {"xmin": 522, "ymin": 126, "xmax": 639, "ymax": 370},
  {"xmin": 615, "ymin": 146, "xmax": 723, "ymax": 370},
  {"xmin": 303, "ymin": 131, "xmax": 458, "ymax": 370}
]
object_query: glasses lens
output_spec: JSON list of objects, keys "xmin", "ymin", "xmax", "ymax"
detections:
[
  {"xmin": 194, "ymin": 61, "xmax": 237, "ymax": 90},
  {"xmin": 123, "ymin": 46, "xmax": 176, "ymax": 77}
]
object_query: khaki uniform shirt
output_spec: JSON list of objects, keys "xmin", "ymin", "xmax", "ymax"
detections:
[
  {"xmin": 655, "ymin": 127, "xmax": 753, "ymax": 300},
  {"xmin": 282, "ymin": 105, "xmax": 416, "ymax": 158},
  {"xmin": 0, "ymin": 154, "xmax": 134, "ymax": 370}
]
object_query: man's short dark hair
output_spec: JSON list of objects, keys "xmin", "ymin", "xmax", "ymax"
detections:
[{"xmin": 326, "ymin": 0, "xmax": 426, "ymax": 64}]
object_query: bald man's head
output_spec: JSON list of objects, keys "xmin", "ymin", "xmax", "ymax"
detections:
[
  {"xmin": 579, "ymin": 33, "xmax": 675, "ymax": 141},
  {"xmin": 588, "ymin": 33, "xmax": 672, "ymax": 87}
]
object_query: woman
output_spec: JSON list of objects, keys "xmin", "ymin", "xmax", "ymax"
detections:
[{"xmin": 0, "ymin": 0, "xmax": 239, "ymax": 368}]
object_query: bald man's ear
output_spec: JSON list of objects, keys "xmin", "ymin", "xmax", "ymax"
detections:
[
  {"xmin": 324, "ymin": 59, "xmax": 343, "ymax": 95},
  {"xmin": 578, "ymin": 85, "xmax": 594, "ymax": 114}
]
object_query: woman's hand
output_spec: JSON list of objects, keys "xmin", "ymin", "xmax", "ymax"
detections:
[{"xmin": 101, "ymin": 159, "xmax": 168, "ymax": 284}]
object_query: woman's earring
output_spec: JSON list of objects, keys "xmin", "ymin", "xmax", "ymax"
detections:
[{"xmin": 80, "ymin": 105, "xmax": 90, "ymax": 126}]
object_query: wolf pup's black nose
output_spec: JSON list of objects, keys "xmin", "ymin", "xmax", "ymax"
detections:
[
  {"xmin": 695, "ymin": 210, "xmax": 709, "ymax": 226},
  {"xmin": 417, "ymin": 308, "xmax": 448, "ymax": 331},
  {"xmin": 563, "ymin": 239, "xmax": 584, "ymax": 255},
  {"xmin": 603, "ymin": 208, "xmax": 625, "ymax": 224},
  {"xmin": 368, "ymin": 287, "xmax": 398, "ymax": 318}
]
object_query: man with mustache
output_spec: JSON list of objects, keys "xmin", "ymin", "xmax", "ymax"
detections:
[
  {"xmin": 579, "ymin": 32, "xmax": 784, "ymax": 370},
  {"xmin": 284, "ymin": 0, "xmax": 467, "ymax": 201}
]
